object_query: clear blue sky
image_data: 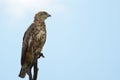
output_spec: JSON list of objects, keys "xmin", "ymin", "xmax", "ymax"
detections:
[{"xmin": 0, "ymin": 0, "xmax": 120, "ymax": 80}]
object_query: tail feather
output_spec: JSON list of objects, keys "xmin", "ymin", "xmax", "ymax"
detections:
[{"xmin": 19, "ymin": 68, "xmax": 26, "ymax": 78}]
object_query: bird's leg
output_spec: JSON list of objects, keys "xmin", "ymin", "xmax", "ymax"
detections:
[{"xmin": 33, "ymin": 60, "xmax": 38, "ymax": 80}]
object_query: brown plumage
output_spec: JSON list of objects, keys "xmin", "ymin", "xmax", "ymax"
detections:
[{"xmin": 19, "ymin": 11, "xmax": 51, "ymax": 78}]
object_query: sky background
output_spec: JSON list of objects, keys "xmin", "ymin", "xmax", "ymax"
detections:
[{"xmin": 0, "ymin": 0, "xmax": 120, "ymax": 80}]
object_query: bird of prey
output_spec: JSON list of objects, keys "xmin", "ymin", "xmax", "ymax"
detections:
[{"xmin": 19, "ymin": 11, "xmax": 51, "ymax": 78}]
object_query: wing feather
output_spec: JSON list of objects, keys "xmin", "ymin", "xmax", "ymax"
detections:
[{"xmin": 21, "ymin": 23, "xmax": 34, "ymax": 65}]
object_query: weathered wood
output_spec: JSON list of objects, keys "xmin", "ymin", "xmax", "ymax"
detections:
[
  {"xmin": 33, "ymin": 60, "xmax": 38, "ymax": 80},
  {"xmin": 27, "ymin": 63, "xmax": 33, "ymax": 80},
  {"xmin": 27, "ymin": 53, "xmax": 44, "ymax": 80}
]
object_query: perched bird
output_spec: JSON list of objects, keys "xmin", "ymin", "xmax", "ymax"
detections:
[{"xmin": 19, "ymin": 11, "xmax": 51, "ymax": 78}]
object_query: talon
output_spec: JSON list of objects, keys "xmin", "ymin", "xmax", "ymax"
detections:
[
  {"xmin": 40, "ymin": 53, "xmax": 45, "ymax": 58},
  {"xmin": 36, "ymin": 52, "xmax": 45, "ymax": 59}
]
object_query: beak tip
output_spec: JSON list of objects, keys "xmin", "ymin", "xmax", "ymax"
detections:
[{"xmin": 48, "ymin": 14, "xmax": 51, "ymax": 17}]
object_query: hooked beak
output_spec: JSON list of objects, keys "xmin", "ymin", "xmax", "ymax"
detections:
[{"xmin": 48, "ymin": 14, "xmax": 51, "ymax": 17}]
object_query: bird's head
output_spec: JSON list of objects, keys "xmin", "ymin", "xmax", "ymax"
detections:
[{"xmin": 34, "ymin": 11, "xmax": 51, "ymax": 22}]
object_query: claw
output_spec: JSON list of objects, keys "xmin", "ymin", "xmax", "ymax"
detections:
[
  {"xmin": 36, "ymin": 52, "xmax": 45, "ymax": 59},
  {"xmin": 40, "ymin": 53, "xmax": 45, "ymax": 58}
]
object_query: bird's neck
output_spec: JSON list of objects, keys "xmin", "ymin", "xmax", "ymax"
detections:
[
  {"xmin": 34, "ymin": 18, "xmax": 45, "ymax": 23},
  {"xmin": 34, "ymin": 20, "xmax": 45, "ymax": 26}
]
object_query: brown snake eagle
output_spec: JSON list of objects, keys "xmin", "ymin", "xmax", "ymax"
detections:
[{"xmin": 19, "ymin": 11, "xmax": 51, "ymax": 79}]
